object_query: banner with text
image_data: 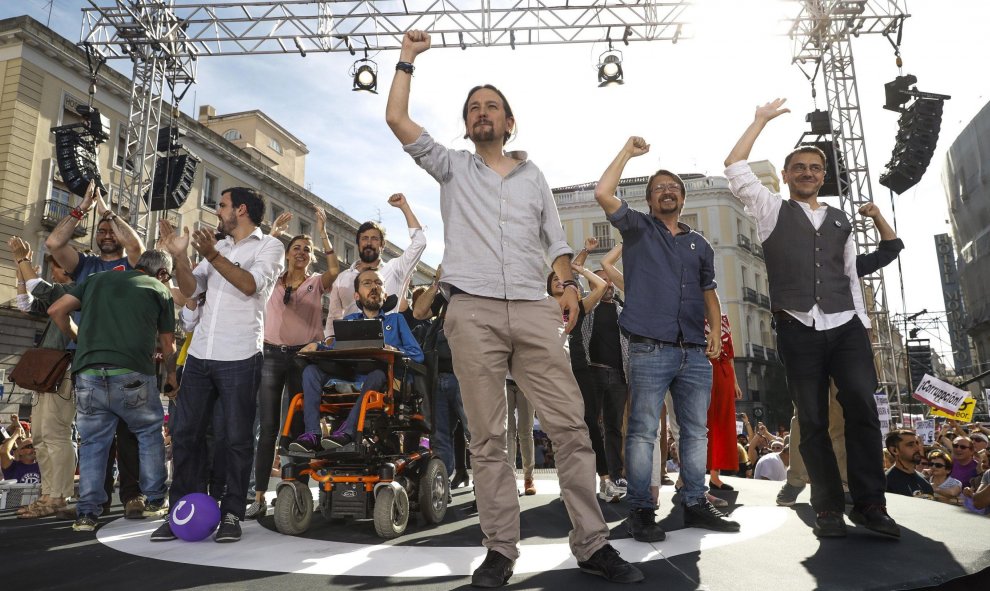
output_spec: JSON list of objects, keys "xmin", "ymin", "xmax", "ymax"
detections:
[
  {"xmin": 930, "ymin": 397, "xmax": 977, "ymax": 423},
  {"xmin": 875, "ymin": 393, "xmax": 891, "ymax": 436},
  {"xmin": 912, "ymin": 374, "xmax": 969, "ymax": 414},
  {"xmin": 916, "ymin": 419, "xmax": 935, "ymax": 445}
]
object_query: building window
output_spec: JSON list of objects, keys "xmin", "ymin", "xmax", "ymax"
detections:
[
  {"xmin": 114, "ymin": 123, "xmax": 134, "ymax": 173},
  {"xmin": 47, "ymin": 185, "xmax": 74, "ymax": 220},
  {"xmin": 270, "ymin": 204, "xmax": 284, "ymax": 224},
  {"xmin": 268, "ymin": 138, "xmax": 283, "ymax": 155},
  {"xmin": 345, "ymin": 245, "xmax": 354, "ymax": 265},
  {"xmin": 592, "ymin": 222, "xmax": 613, "ymax": 251},
  {"xmin": 299, "ymin": 220, "xmax": 311, "ymax": 237},
  {"xmin": 741, "ymin": 265, "xmax": 749, "ymax": 289},
  {"xmin": 202, "ymin": 173, "xmax": 219, "ymax": 210},
  {"xmin": 223, "ymin": 129, "xmax": 241, "ymax": 141},
  {"xmin": 681, "ymin": 213, "xmax": 699, "ymax": 231}
]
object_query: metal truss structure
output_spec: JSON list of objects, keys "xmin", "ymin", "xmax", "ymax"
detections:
[
  {"xmin": 78, "ymin": 1, "xmax": 690, "ymax": 236},
  {"xmin": 788, "ymin": 0, "xmax": 909, "ymax": 421}
]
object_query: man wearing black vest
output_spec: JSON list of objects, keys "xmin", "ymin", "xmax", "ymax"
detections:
[{"xmin": 724, "ymin": 98, "xmax": 899, "ymax": 539}]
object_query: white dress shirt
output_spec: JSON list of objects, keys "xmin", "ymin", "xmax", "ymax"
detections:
[
  {"xmin": 725, "ymin": 160, "xmax": 869, "ymax": 330},
  {"xmin": 187, "ymin": 227, "xmax": 285, "ymax": 361},
  {"xmin": 324, "ymin": 227, "xmax": 426, "ymax": 337}
]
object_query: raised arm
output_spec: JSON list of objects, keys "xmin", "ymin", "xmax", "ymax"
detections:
[
  {"xmin": 45, "ymin": 181, "xmax": 103, "ymax": 273},
  {"xmin": 573, "ymin": 237, "xmax": 597, "ymax": 267},
  {"xmin": 574, "ymin": 263, "xmax": 608, "ymax": 313},
  {"xmin": 600, "ymin": 242, "xmax": 624, "ymax": 291},
  {"xmin": 724, "ymin": 98, "xmax": 791, "ymax": 167},
  {"xmin": 388, "ymin": 193, "xmax": 422, "ymax": 230},
  {"xmin": 855, "ymin": 203, "xmax": 904, "ymax": 277},
  {"xmin": 314, "ymin": 207, "xmax": 340, "ymax": 290},
  {"xmin": 594, "ymin": 136, "xmax": 650, "ymax": 217},
  {"xmin": 48, "ymin": 292, "xmax": 81, "ymax": 342},
  {"xmin": 413, "ymin": 266, "xmax": 442, "ymax": 321},
  {"xmin": 385, "ymin": 30, "xmax": 430, "ymax": 145}
]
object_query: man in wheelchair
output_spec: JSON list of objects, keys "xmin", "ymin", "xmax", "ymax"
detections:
[{"xmin": 289, "ymin": 269, "xmax": 424, "ymax": 453}]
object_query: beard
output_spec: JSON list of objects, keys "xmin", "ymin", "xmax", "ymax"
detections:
[
  {"xmin": 469, "ymin": 121, "xmax": 497, "ymax": 143},
  {"xmin": 359, "ymin": 246, "xmax": 379, "ymax": 264},
  {"xmin": 360, "ymin": 294, "xmax": 382, "ymax": 311},
  {"xmin": 98, "ymin": 240, "xmax": 122, "ymax": 255}
]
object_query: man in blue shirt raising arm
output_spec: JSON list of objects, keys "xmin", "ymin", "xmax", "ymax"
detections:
[
  {"xmin": 593, "ymin": 137, "xmax": 740, "ymax": 543},
  {"xmin": 385, "ymin": 29, "xmax": 642, "ymax": 589}
]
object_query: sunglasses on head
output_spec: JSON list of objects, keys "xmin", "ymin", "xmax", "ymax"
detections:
[{"xmin": 283, "ymin": 284, "xmax": 294, "ymax": 305}]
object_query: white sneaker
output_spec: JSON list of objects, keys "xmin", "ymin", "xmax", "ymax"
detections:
[
  {"xmin": 598, "ymin": 478, "xmax": 625, "ymax": 503},
  {"xmin": 614, "ymin": 478, "xmax": 628, "ymax": 493}
]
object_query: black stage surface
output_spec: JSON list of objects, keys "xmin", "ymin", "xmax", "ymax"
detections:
[{"xmin": 7, "ymin": 474, "xmax": 990, "ymax": 590}]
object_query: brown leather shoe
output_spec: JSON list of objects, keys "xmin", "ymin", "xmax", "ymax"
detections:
[{"xmin": 524, "ymin": 478, "xmax": 536, "ymax": 496}]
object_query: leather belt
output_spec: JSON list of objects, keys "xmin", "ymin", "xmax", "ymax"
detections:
[
  {"xmin": 264, "ymin": 342, "xmax": 305, "ymax": 354},
  {"xmin": 628, "ymin": 334, "xmax": 705, "ymax": 350}
]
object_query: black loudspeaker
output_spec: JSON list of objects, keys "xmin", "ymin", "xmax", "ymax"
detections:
[
  {"xmin": 879, "ymin": 98, "xmax": 944, "ymax": 194},
  {"xmin": 800, "ymin": 140, "xmax": 848, "ymax": 197},
  {"xmin": 147, "ymin": 152, "xmax": 200, "ymax": 211},
  {"xmin": 53, "ymin": 126, "xmax": 108, "ymax": 197}
]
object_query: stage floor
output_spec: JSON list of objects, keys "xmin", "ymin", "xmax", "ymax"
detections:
[{"xmin": 6, "ymin": 474, "xmax": 990, "ymax": 590}]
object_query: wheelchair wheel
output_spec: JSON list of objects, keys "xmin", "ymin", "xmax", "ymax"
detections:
[
  {"xmin": 274, "ymin": 481, "xmax": 313, "ymax": 536},
  {"xmin": 418, "ymin": 457, "xmax": 448, "ymax": 524},
  {"xmin": 373, "ymin": 486, "xmax": 409, "ymax": 539}
]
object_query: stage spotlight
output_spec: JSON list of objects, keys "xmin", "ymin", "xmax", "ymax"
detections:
[
  {"xmin": 351, "ymin": 59, "xmax": 378, "ymax": 94},
  {"xmin": 597, "ymin": 51, "xmax": 624, "ymax": 87}
]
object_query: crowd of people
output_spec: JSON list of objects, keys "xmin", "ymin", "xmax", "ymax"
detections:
[{"xmin": 3, "ymin": 29, "xmax": 990, "ymax": 589}]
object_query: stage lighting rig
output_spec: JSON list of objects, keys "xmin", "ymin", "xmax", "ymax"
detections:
[
  {"xmin": 597, "ymin": 51, "xmax": 624, "ymax": 87},
  {"xmin": 351, "ymin": 58, "xmax": 378, "ymax": 93}
]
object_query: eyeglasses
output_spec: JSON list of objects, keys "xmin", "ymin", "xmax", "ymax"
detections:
[
  {"xmin": 159, "ymin": 269, "xmax": 172, "ymax": 282},
  {"xmin": 651, "ymin": 183, "xmax": 682, "ymax": 194},
  {"xmin": 283, "ymin": 285, "xmax": 294, "ymax": 305},
  {"xmin": 930, "ymin": 463, "xmax": 948, "ymax": 469},
  {"xmin": 953, "ymin": 444, "xmax": 973, "ymax": 450},
  {"xmin": 788, "ymin": 163, "xmax": 825, "ymax": 174},
  {"xmin": 360, "ymin": 279, "xmax": 384, "ymax": 288}
]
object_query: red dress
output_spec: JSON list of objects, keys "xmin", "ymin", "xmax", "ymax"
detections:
[{"xmin": 707, "ymin": 315, "xmax": 738, "ymax": 472}]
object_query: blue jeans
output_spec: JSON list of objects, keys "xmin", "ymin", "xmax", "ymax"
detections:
[
  {"xmin": 626, "ymin": 341, "xmax": 712, "ymax": 509},
  {"xmin": 432, "ymin": 372, "xmax": 468, "ymax": 475},
  {"xmin": 75, "ymin": 371, "xmax": 166, "ymax": 517},
  {"xmin": 170, "ymin": 354, "xmax": 262, "ymax": 520},
  {"xmin": 301, "ymin": 366, "xmax": 389, "ymax": 438}
]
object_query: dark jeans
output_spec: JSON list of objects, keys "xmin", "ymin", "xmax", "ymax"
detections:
[
  {"xmin": 433, "ymin": 371, "xmax": 469, "ymax": 475},
  {"xmin": 170, "ymin": 353, "xmax": 263, "ymax": 520},
  {"xmin": 776, "ymin": 315, "xmax": 886, "ymax": 512},
  {"xmin": 575, "ymin": 366, "xmax": 607, "ymax": 476},
  {"xmin": 254, "ymin": 345, "xmax": 304, "ymax": 493},
  {"xmin": 591, "ymin": 365, "xmax": 628, "ymax": 481}
]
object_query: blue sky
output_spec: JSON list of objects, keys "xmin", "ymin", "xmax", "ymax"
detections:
[{"xmin": 6, "ymin": 0, "xmax": 990, "ymax": 364}]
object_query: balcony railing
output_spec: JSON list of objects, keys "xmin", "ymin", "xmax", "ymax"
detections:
[
  {"xmin": 40, "ymin": 199, "xmax": 87, "ymax": 237},
  {"xmin": 758, "ymin": 293, "xmax": 771, "ymax": 309},
  {"xmin": 589, "ymin": 237, "xmax": 615, "ymax": 253},
  {"xmin": 752, "ymin": 243, "xmax": 764, "ymax": 259},
  {"xmin": 737, "ymin": 234, "xmax": 752, "ymax": 251},
  {"xmin": 746, "ymin": 343, "xmax": 779, "ymax": 362},
  {"xmin": 743, "ymin": 287, "xmax": 760, "ymax": 305}
]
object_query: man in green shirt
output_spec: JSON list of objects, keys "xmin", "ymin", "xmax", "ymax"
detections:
[{"xmin": 49, "ymin": 250, "xmax": 178, "ymax": 532}]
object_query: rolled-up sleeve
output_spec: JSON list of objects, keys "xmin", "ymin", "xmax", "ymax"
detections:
[
  {"xmin": 393, "ymin": 227, "xmax": 427, "ymax": 284},
  {"xmin": 403, "ymin": 130, "xmax": 451, "ymax": 184},
  {"xmin": 607, "ymin": 200, "xmax": 639, "ymax": 235},
  {"xmin": 725, "ymin": 161, "xmax": 781, "ymax": 242},
  {"xmin": 701, "ymin": 243, "xmax": 717, "ymax": 291},
  {"xmin": 245, "ymin": 237, "xmax": 285, "ymax": 296}
]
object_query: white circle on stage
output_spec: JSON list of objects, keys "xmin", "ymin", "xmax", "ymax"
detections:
[{"xmin": 96, "ymin": 480, "xmax": 788, "ymax": 578}]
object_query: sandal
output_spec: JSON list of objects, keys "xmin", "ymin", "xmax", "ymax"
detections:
[{"xmin": 18, "ymin": 500, "xmax": 64, "ymax": 519}]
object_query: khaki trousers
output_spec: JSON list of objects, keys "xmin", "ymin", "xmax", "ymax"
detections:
[
  {"xmin": 506, "ymin": 380, "xmax": 536, "ymax": 479},
  {"xmin": 32, "ymin": 376, "xmax": 77, "ymax": 500},
  {"xmin": 786, "ymin": 381, "xmax": 848, "ymax": 487},
  {"xmin": 446, "ymin": 294, "xmax": 609, "ymax": 561}
]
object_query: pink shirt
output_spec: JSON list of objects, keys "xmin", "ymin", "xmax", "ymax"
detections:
[{"xmin": 264, "ymin": 273, "xmax": 327, "ymax": 346}]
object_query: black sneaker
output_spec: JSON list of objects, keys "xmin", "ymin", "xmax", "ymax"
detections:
[
  {"xmin": 72, "ymin": 513, "xmax": 98, "ymax": 532},
  {"xmin": 625, "ymin": 507, "xmax": 666, "ymax": 542},
  {"xmin": 215, "ymin": 513, "xmax": 242, "ymax": 543},
  {"xmin": 471, "ymin": 549, "xmax": 515, "ymax": 588},
  {"xmin": 288, "ymin": 432, "xmax": 320, "ymax": 453},
  {"xmin": 577, "ymin": 544, "xmax": 645, "ymax": 583},
  {"xmin": 683, "ymin": 499, "xmax": 740, "ymax": 532},
  {"xmin": 848, "ymin": 504, "xmax": 900, "ymax": 539},
  {"xmin": 150, "ymin": 520, "xmax": 177, "ymax": 542},
  {"xmin": 812, "ymin": 511, "xmax": 848, "ymax": 538}
]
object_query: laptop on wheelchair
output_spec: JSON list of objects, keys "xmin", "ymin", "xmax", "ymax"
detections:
[{"xmin": 332, "ymin": 318, "xmax": 385, "ymax": 350}]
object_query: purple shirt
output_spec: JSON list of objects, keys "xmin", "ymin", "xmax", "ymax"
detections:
[
  {"xmin": 2, "ymin": 461, "xmax": 40, "ymax": 484},
  {"xmin": 951, "ymin": 459, "xmax": 979, "ymax": 486}
]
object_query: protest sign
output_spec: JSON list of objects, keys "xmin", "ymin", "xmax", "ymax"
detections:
[
  {"xmin": 930, "ymin": 397, "xmax": 977, "ymax": 423},
  {"xmin": 916, "ymin": 419, "xmax": 935, "ymax": 445},
  {"xmin": 911, "ymin": 374, "xmax": 969, "ymax": 414},
  {"xmin": 875, "ymin": 393, "xmax": 891, "ymax": 436}
]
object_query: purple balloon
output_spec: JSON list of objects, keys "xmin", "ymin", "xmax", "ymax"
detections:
[{"xmin": 169, "ymin": 493, "xmax": 222, "ymax": 541}]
